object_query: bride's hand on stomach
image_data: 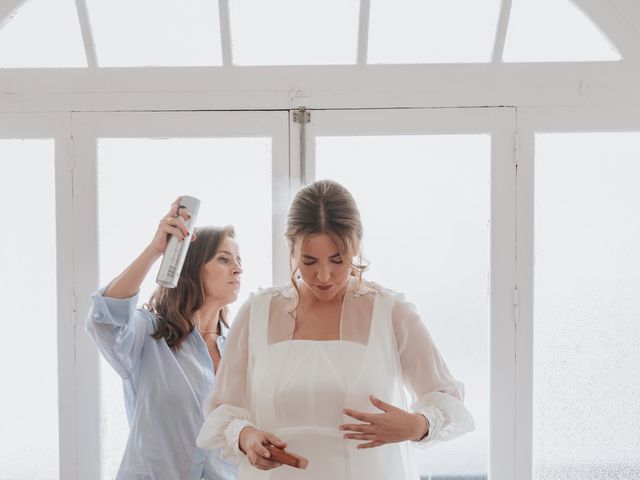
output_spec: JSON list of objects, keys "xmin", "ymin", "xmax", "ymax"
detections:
[{"xmin": 340, "ymin": 394, "xmax": 429, "ymax": 449}]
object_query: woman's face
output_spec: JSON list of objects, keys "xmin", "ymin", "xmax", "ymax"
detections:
[
  {"xmin": 298, "ymin": 233, "xmax": 352, "ymax": 302},
  {"xmin": 201, "ymin": 236, "xmax": 242, "ymax": 305}
]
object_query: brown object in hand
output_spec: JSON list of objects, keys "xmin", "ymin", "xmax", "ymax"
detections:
[{"xmin": 265, "ymin": 444, "xmax": 309, "ymax": 469}]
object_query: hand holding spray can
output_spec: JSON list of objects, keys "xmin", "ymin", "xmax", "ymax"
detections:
[{"xmin": 156, "ymin": 195, "xmax": 201, "ymax": 288}]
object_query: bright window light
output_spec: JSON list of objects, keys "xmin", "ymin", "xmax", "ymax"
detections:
[
  {"xmin": 85, "ymin": 0, "xmax": 222, "ymax": 67},
  {"xmin": 504, "ymin": 0, "xmax": 621, "ymax": 62},
  {"xmin": 317, "ymin": 134, "xmax": 490, "ymax": 478},
  {"xmin": 0, "ymin": 139, "xmax": 59, "ymax": 478},
  {"xmin": 230, "ymin": 0, "xmax": 359, "ymax": 65},
  {"xmin": 368, "ymin": 0, "xmax": 501, "ymax": 64},
  {"xmin": 0, "ymin": 0, "xmax": 86, "ymax": 67},
  {"xmin": 96, "ymin": 137, "xmax": 273, "ymax": 479},
  {"xmin": 534, "ymin": 133, "xmax": 640, "ymax": 479}
]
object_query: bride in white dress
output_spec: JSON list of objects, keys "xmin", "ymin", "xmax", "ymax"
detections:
[{"xmin": 197, "ymin": 180, "xmax": 475, "ymax": 479}]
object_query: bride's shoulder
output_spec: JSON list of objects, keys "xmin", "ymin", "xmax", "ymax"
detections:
[
  {"xmin": 254, "ymin": 284, "xmax": 295, "ymax": 300},
  {"xmin": 353, "ymin": 279, "xmax": 399, "ymax": 298}
]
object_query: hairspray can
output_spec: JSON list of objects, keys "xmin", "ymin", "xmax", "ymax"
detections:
[{"xmin": 156, "ymin": 195, "xmax": 201, "ymax": 288}]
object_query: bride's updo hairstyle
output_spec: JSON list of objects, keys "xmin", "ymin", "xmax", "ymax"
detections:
[{"xmin": 285, "ymin": 179, "xmax": 368, "ymax": 298}]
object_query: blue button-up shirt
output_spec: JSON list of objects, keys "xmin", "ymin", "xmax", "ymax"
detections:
[{"xmin": 86, "ymin": 288, "xmax": 237, "ymax": 480}]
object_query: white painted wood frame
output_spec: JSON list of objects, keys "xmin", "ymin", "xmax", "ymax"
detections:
[
  {"xmin": 0, "ymin": 113, "xmax": 74, "ymax": 479},
  {"xmin": 515, "ymin": 105, "xmax": 640, "ymax": 480},
  {"xmin": 5, "ymin": 103, "xmax": 639, "ymax": 478},
  {"xmin": 0, "ymin": 62, "xmax": 639, "ymax": 113},
  {"xmin": 301, "ymin": 107, "xmax": 518, "ymax": 480}
]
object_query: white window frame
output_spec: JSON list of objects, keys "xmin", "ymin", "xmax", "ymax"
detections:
[
  {"xmin": 6, "ymin": 105, "xmax": 639, "ymax": 479},
  {"xmin": 515, "ymin": 105, "xmax": 640, "ymax": 480},
  {"xmin": 298, "ymin": 107, "xmax": 518, "ymax": 480},
  {"xmin": 0, "ymin": 113, "xmax": 75, "ymax": 479},
  {"xmin": 70, "ymin": 110, "xmax": 290, "ymax": 479}
]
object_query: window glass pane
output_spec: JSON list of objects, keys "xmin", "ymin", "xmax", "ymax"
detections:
[
  {"xmin": 97, "ymin": 136, "xmax": 272, "ymax": 479},
  {"xmin": 368, "ymin": 0, "xmax": 501, "ymax": 64},
  {"xmin": 534, "ymin": 133, "xmax": 640, "ymax": 480},
  {"xmin": 0, "ymin": 0, "xmax": 86, "ymax": 67},
  {"xmin": 504, "ymin": 0, "xmax": 620, "ymax": 62},
  {"xmin": 86, "ymin": 0, "xmax": 222, "ymax": 67},
  {"xmin": 317, "ymin": 134, "xmax": 489, "ymax": 479},
  {"xmin": 230, "ymin": 0, "xmax": 359, "ymax": 65},
  {"xmin": 0, "ymin": 139, "xmax": 59, "ymax": 479}
]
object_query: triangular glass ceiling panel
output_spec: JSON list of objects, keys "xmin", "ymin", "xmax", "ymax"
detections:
[
  {"xmin": 230, "ymin": 0, "xmax": 359, "ymax": 65},
  {"xmin": 0, "ymin": 0, "xmax": 86, "ymax": 68},
  {"xmin": 85, "ymin": 0, "xmax": 222, "ymax": 67},
  {"xmin": 504, "ymin": 0, "xmax": 621, "ymax": 62},
  {"xmin": 368, "ymin": 0, "xmax": 501, "ymax": 64}
]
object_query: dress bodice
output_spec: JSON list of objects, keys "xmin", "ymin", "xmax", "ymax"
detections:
[
  {"xmin": 254, "ymin": 340, "xmax": 366, "ymax": 432},
  {"xmin": 197, "ymin": 279, "xmax": 474, "ymax": 480},
  {"xmin": 239, "ymin": 286, "xmax": 418, "ymax": 480}
]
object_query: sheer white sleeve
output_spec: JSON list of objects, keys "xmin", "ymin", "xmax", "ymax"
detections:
[
  {"xmin": 197, "ymin": 298, "xmax": 255, "ymax": 463},
  {"xmin": 392, "ymin": 296, "xmax": 475, "ymax": 446}
]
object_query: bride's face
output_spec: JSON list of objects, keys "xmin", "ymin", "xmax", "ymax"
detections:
[{"xmin": 297, "ymin": 233, "xmax": 352, "ymax": 302}]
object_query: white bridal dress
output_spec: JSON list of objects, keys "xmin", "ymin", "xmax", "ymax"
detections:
[{"xmin": 197, "ymin": 279, "xmax": 475, "ymax": 479}]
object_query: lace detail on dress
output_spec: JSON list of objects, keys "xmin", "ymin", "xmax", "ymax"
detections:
[
  {"xmin": 257, "ymin": 285, "xmax": 295, "ymax": 299},
  {"xmin": 356, "ymin": 280, "xmax": 397, "ymax": 297},
  {"xmin": 351, "ymin": 279, "xmax": 373, "ymax": 297},
  {"xmin": 258, "ymin": 278, "xmax": 395, "ymax": 300}
]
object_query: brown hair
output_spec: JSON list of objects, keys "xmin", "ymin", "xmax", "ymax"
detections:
[
  {"xmin": 285, "ymin": 179, "xmax": 367, "ymax": 301},
  {"xmin": 147, "ymin": 225, "xmax": 234, "ymax": 350}
]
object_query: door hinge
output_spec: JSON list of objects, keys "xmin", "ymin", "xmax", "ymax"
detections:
[
  {"xmin": 293, "ymin": 107, "xmax": 311, "ymax": 184},
  {"xmin": 69, "ymin": 133, "xmax": 75, "ymax": 172},
  {"xmin": 293, "ymin": 107, "xmax": 310, "ymax": 124}
]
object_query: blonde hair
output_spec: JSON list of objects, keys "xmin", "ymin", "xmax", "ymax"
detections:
[{"xmin": 285, "ymin": 180, "xmax": 367, "ymax": 303}]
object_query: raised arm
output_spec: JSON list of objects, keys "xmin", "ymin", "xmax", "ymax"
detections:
[
  {"xmin": 104, "ymin": 199, "xmax": 190, "ymax": 298},
  {"xmin": 85, "ymin": 199, "xmax": 191, "ymax": 379}
]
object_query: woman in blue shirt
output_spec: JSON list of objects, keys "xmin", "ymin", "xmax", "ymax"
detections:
[{"xmin": 87, "ymin": 198, "xmax": 241, "ymax": 480}]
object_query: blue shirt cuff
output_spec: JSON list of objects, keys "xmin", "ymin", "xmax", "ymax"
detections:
[{"xmin": 91, "ymin": 287, "xmax": 140, "ymax": 326}]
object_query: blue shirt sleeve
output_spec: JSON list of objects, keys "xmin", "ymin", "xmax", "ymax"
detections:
[{"xmin": 85, "ymin": 287, "xmax": 155, "ymax": 380}]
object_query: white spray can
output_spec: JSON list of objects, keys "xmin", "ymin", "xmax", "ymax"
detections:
[{"xmin": 156, "ymin": 195, "xmax": 201, "ymax": 288}]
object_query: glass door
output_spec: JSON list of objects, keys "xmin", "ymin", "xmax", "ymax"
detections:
[
  {"xmin": 0, "ymin": 113, "xmax": 73, "ymax": 480},
  {"xmin": 72, "ymin": 110, "xmax": 289, "ymax": 479},
  {"xmin": 517, "ymin": 107, "xmax": 640, "ymax": 480},
  {"xmin": 300, "ymin": 107, "xmax": 517, "ymax": 480}
]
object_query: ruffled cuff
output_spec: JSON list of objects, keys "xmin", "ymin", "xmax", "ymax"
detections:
[
  {"xmin": 197, "ymin": 405, "xmax": 256, "ymax": 464},
  {"xmin": 226, "ymin": 418, "xmax": 255, "ymax": 460},
  {"xmin": 414, "ymin": 405, "xmax": 445, "ymax": 445},
  {"xmin": 410, "ymin": 391, "xmax": 475, "ymax": 447}
]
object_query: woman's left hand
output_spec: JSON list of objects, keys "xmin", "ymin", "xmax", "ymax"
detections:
[{"xmin": 339, "ymin": 395, "xmax": 429, "ymax": 449}]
